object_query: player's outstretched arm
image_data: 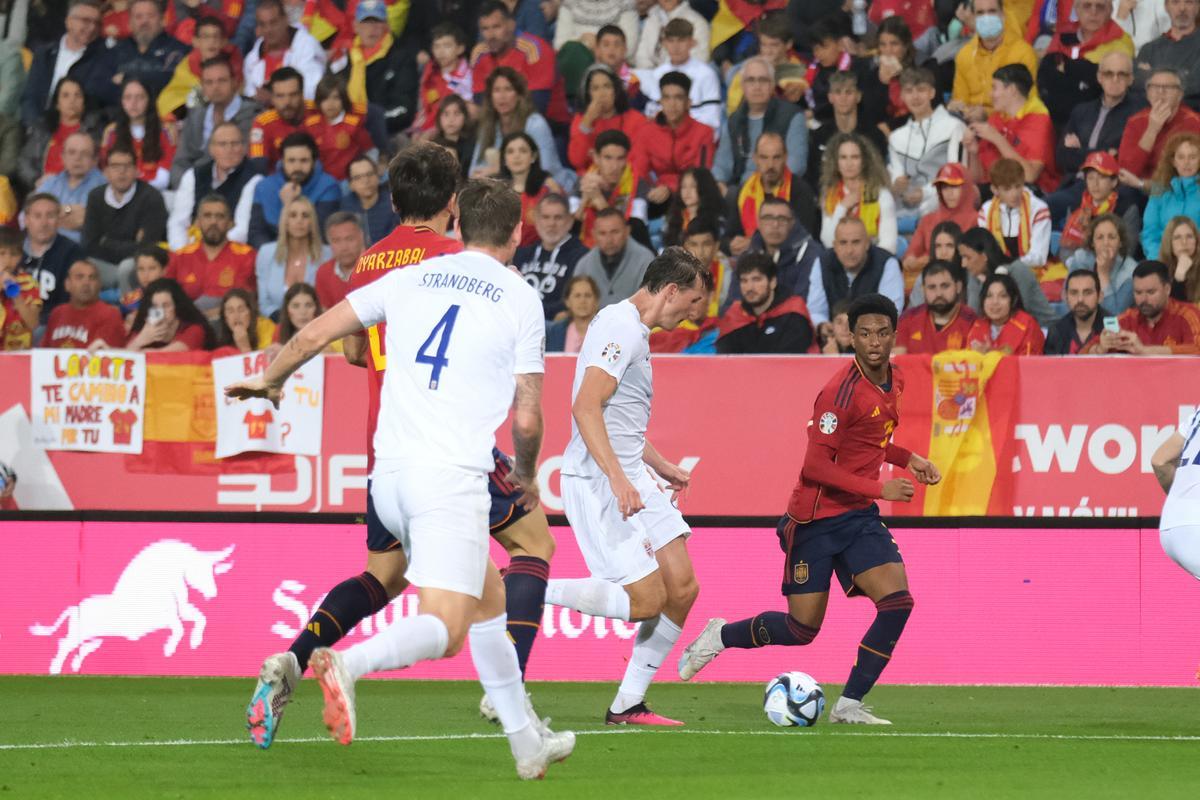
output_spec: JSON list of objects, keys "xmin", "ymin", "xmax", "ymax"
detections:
[
  {"xmin": 574, "ymin": 366, "xmax": 644, "ymax": 519},
  {"xmin": 1152, "ymin": 432, "xmax": 1186, "ymax": 494},
  {"xmin": 225, "ymin": 300, "xmax": 366, "ymax": 408},
  {"xmin": 511, "ymin": 372, "xmax": 545, "ymax": 511}
]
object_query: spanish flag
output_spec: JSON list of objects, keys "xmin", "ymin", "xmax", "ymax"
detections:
[
  {"xmin": 126, "ymin": 353, "xmax": 293, "ymax": 476},
  {"xmin": 919, "ymin": 350, "xmax": 1019, "ymax": 515},
  {"xmin": 710, "ymin": 0, "xmax": 786, "ymax": 50}
]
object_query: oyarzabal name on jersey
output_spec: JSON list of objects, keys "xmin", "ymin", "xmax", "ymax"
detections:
[{"xmin": 419, "ymin": 271, "xmax": 506, "ymax": 302}]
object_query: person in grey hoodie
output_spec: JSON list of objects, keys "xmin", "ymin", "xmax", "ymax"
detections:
[{"xmin": 572, "ymin": 207, "xmax": 654, "ymax": 307}]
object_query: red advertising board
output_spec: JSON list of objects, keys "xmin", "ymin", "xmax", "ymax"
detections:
[{"xmin": 1, "ymin": 353, "xmax": 1196, "ymax": 517}]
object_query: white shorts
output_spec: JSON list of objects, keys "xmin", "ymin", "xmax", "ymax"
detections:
[
  {"xmin": 370, "ymin": 464, "xmax": 491, "ymax": 598},
  {"xmin": 561, "ymin": 468, "xmax": 690, "ymax": 586},
  {"xmin": 1160, "ymin": 524, "xmax": 1200, "ymax": 582}
]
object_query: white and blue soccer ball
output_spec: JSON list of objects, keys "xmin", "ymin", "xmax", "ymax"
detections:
[{"xmin": 763, "ymin": 671, "xmax": 825, "ymax": 728}]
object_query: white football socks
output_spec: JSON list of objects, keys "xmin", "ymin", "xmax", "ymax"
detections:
[
  {"xmin": 342, "ymin": 613, "xmax": 449, "ymax": 680},
  {"xmin": 546, "ymin": 577, "xmax": 632, "ymax": 621},
  {"xmin": 469, "ymin": 613, "xmax": 541, "ymax": 760},
  {"xmin": 610, "ymin": 614, "xmax": 682, "ymax": 714}
]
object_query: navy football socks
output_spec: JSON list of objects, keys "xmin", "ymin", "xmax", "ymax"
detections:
[
  {"xmin": 720, "ymin": 612, "xmax": 820, "ymax": 648},
  {"xmin": 288, "ymin": 571, "xmax": 389, "ymax": 672},
  {"xmin": 842, "ymin": 590, "xmax": 914, "ymax": 701},
  {"xmin": 503, "ymin": 556, "xmax": 550, "ymax": 677}
]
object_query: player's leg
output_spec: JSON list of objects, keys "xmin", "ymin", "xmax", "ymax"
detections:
[
  {"xmin": 607, "ymin": 534, "xmax": 696, "ymax": 725},
  {"xmin": 545, "ymin": 474, "xmax": 664, "ymax": 622},
  {"xmin": 828, "ymin": 516, "xmax": 913, "ymax": 725},
  {"xmin": 492, "ymin": 507, "xmax": 556, "ymax": 677},
  {"xmin": 310, "ymin": 467, "xmax": 484, "ymax": 744},
  {"xmin": 468, "ymin": 559, "xmax": 575, "ymax": 778},
  {"xmin": 679, "ymin": 516, "xmax": 833, "ymax": 681},
  {"xmin": 246, "ymin": 486, "xmax": 405, "ymax": 748}
]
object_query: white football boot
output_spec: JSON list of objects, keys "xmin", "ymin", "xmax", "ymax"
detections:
[
  {"xmin": 677, "ymin": 618, "xmax": 727, "ymax": 680},
  {"xmin": 311, "ymin": 648, "xmax": 357, "ymax": 744},
  {"xmin": 515, "ymin": 727, "xmax": 576, "ymax": 780},
  {"xmin": 828, "ymin": 697, "xmax": 892, "ymax": 725},
  {"xmin": 246, "ymin": 651, "xmax": 301, "ymax": 749}
]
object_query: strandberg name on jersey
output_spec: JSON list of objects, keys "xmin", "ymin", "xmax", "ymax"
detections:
[{"xmin": 418, "ymin": 270, "xmax": 507, "ymax": 303}]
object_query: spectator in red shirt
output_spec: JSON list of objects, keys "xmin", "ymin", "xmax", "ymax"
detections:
[
  {"xmin": 500, "ymin": 132, "xmax": 563, "ymax": 248},
  {"xmin": 568, "ymin": 64, "xmax": 647, "ymax": 172},
  {"xmin": 967, "ymin": 272, "xmax": 1046, "ymax": 355},
  {"xmin": 964, "ymin": 63, "xmax": 1059, "ymax": 195},
  {"xmin": 413, "ymin": 22, "xmax": 474, "ymax": 134},
  {"xmin": 40, "ymin": 260, "xmax": 127, "ymax": 349},
  {"xmin": 633, "ymin": 71, "xmax": 716, "ymax": 214},
  {"xmin": 17, "ymin": 77, "xmax": 93, "ymax": 194},
  {"xmin": 894, "ymin": 260, "xmax": 978, "ymax": 354},
  {"xmin": 1118, "ymin": 67, "xmax": 1200, "ymax": 184},
  {"xmin": 249, "ymin": 67, "xmax": 313, "ymax": 171},
  {"xmin": 314, "ymin": 211, "xmax": 364, "ymax": 310},
  {"xmin": 123, "ymin": 277, "xmax": 214, "ymax": 351},
  {"xmin": 1098, "ymin": 259, "xmax": 1200, "ymax": 354},
  {"xmin": 100, "ymin": 77, "xmax": 177, "ymax": 191},
  {"xmin": 0, "ymin": 229, "xmax": 43, "ymax": 352},
  {"xmin": 167, "ymin": 194, "xmax": 257, "ymax": 316},
  {"xmin": 471, "ymin": 0, "xmax": 566, "ymax": 124},
  {"xmin": 307, "ymin": 74, "xmax": 376, "ymax": 181}
]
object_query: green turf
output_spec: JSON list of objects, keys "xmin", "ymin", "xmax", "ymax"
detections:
[{"xmin": 2, "ymin": 678, "xmax": 1199, "ymax": 799}]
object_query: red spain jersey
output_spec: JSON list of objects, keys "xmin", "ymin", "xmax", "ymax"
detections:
[
  {"xmin": 167, "ymin": 241, "xmax": 257, "ymax": 300},
  {"xmin": 787, "ymin": 359, "xmax": 908, "ymax": 522},
  {"xmin": 470, "ymin": 33, "xmax": 568, "ymax": 123},
  {"xmin": 896, "ymin": 304, "xmax": 977, "ymax": 354},
  {"xmin": 249, "ymin": 104, "xmax": 316, "ymax": 166},
  {"xmin": 348, "ymin": 225, "xmax": 462, "ymax": 471},
  {"xmin": 1118, "ymin": 298, "xmax": 1200, "ymax": 354},
  {"xmin": 305, "ymin": 111, "xmax": 374, "ymax": 180}
]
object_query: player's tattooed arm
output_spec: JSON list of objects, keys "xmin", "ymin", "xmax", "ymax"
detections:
[
  {"xmin": 1152, "ymin": 432, "xmax": 1185, "ymax": 494},
  {"xmin": 226, "ymin": 300, "xmax": 365, "ymax": 407},
  {"xmin": 511, "ymin": 372, "xmax": 545, "ymax": 508}
]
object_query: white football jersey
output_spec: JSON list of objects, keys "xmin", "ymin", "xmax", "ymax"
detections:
[
  {"xmin": 347, "ymin": 250, "xmax": 545, "ymax": 474},
  {"xmin": 1162, "ymin": 408, "xmax": 1200, "ymax": 530},
  {"xmin": 562, "ymin": 300, "xmax": 652, "ymax": 480}
]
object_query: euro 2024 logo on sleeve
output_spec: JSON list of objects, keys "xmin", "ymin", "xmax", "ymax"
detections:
[
  {"xmin": 28, "ymin": 541, "xmax": 234, "ymax": 674},
  {"xmin": 600, "ymin": 342, "xmax": 622, "ymax": 364}
]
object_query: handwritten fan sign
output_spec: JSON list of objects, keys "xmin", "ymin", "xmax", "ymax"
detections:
[
  {"xmin": 212, "ymin": 351, "xmax": 324, "ymax": 458},
  {"xmin": 31, "ymin": 350, "xmax": 146, "ymax": 453}
]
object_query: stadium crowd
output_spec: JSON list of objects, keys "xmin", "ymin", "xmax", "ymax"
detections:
[{"xmin": 2, "ymin": 0, "xmax": 1200, "ymax": 358}]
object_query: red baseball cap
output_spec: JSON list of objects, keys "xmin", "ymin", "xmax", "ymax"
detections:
[
  {"xmin": 932, "ymin": 163, "xmax": 967, "ymax": 186},
  {"xmin": 1081, "ymin": 151, "xmax": 1119, "ymax": 176}
]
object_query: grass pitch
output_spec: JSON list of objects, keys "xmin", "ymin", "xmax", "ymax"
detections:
[{"xmin": 2, "ymin": 677, "xmax": 1199, "ymax": 799}]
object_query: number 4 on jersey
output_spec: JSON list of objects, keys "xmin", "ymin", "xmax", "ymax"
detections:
[{"xmin": 416, "ymin": 305, "xmax": 460, "ymax": 389}]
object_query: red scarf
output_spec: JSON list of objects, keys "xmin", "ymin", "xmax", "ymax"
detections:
[
  {"xmin": 738, "ymin": 169, "xmax": 793, "ymax": 238},
  {"xmin": 1045, "ymin": 18, "xmax": 1126, "ymax": 61},
  {"xmin": 1060, "ymin": 190, "xmax": 1117, "ymax": 251}
]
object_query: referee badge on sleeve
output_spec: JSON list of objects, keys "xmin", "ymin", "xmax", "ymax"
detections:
[{"xmin": 818, "ymin": 412, "xmax": 838, "ymax": 435}]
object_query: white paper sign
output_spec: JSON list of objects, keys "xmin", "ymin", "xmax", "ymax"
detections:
[
  {"xmin": 212, "ymin": 351, "xmax": 324, "ymax": 458},
  {"xmin": 30, "ymin": 349, "xmax": 146, "ymax": 453}
]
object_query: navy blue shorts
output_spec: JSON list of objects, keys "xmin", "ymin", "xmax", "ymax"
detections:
[
  {"xmin": 776, "ymin": 504, "xmax": 903, "ymax": 596},
  {"xmin": 365, "ymin": 448, "xmax": 530, "ymax": 553}
]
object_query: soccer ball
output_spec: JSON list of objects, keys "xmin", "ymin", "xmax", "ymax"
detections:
[{"xmin": 763, "ymin": 671, "xmax": 825, "ymax": 728}]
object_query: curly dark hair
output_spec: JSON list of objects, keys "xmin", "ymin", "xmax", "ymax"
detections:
[
  {"xmin": 129, "ymin": 278, "xmax": 216, "ymax": 350},
  {"xmin": 664, "ymin": 168, "xmax": 725, "ymax": 247}
]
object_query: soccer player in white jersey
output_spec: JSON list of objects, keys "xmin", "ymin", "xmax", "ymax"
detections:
[
  {"xmin": 544, "ymin": 247, "xmax": 712, "ymax": 725},
  {"xmin": 226, "ymin": 179, "xmax": 573, "ymax": 780},
  {"xmin": 1153, "ymin": 407, "xmax": 1200, "ymax": 585}
]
